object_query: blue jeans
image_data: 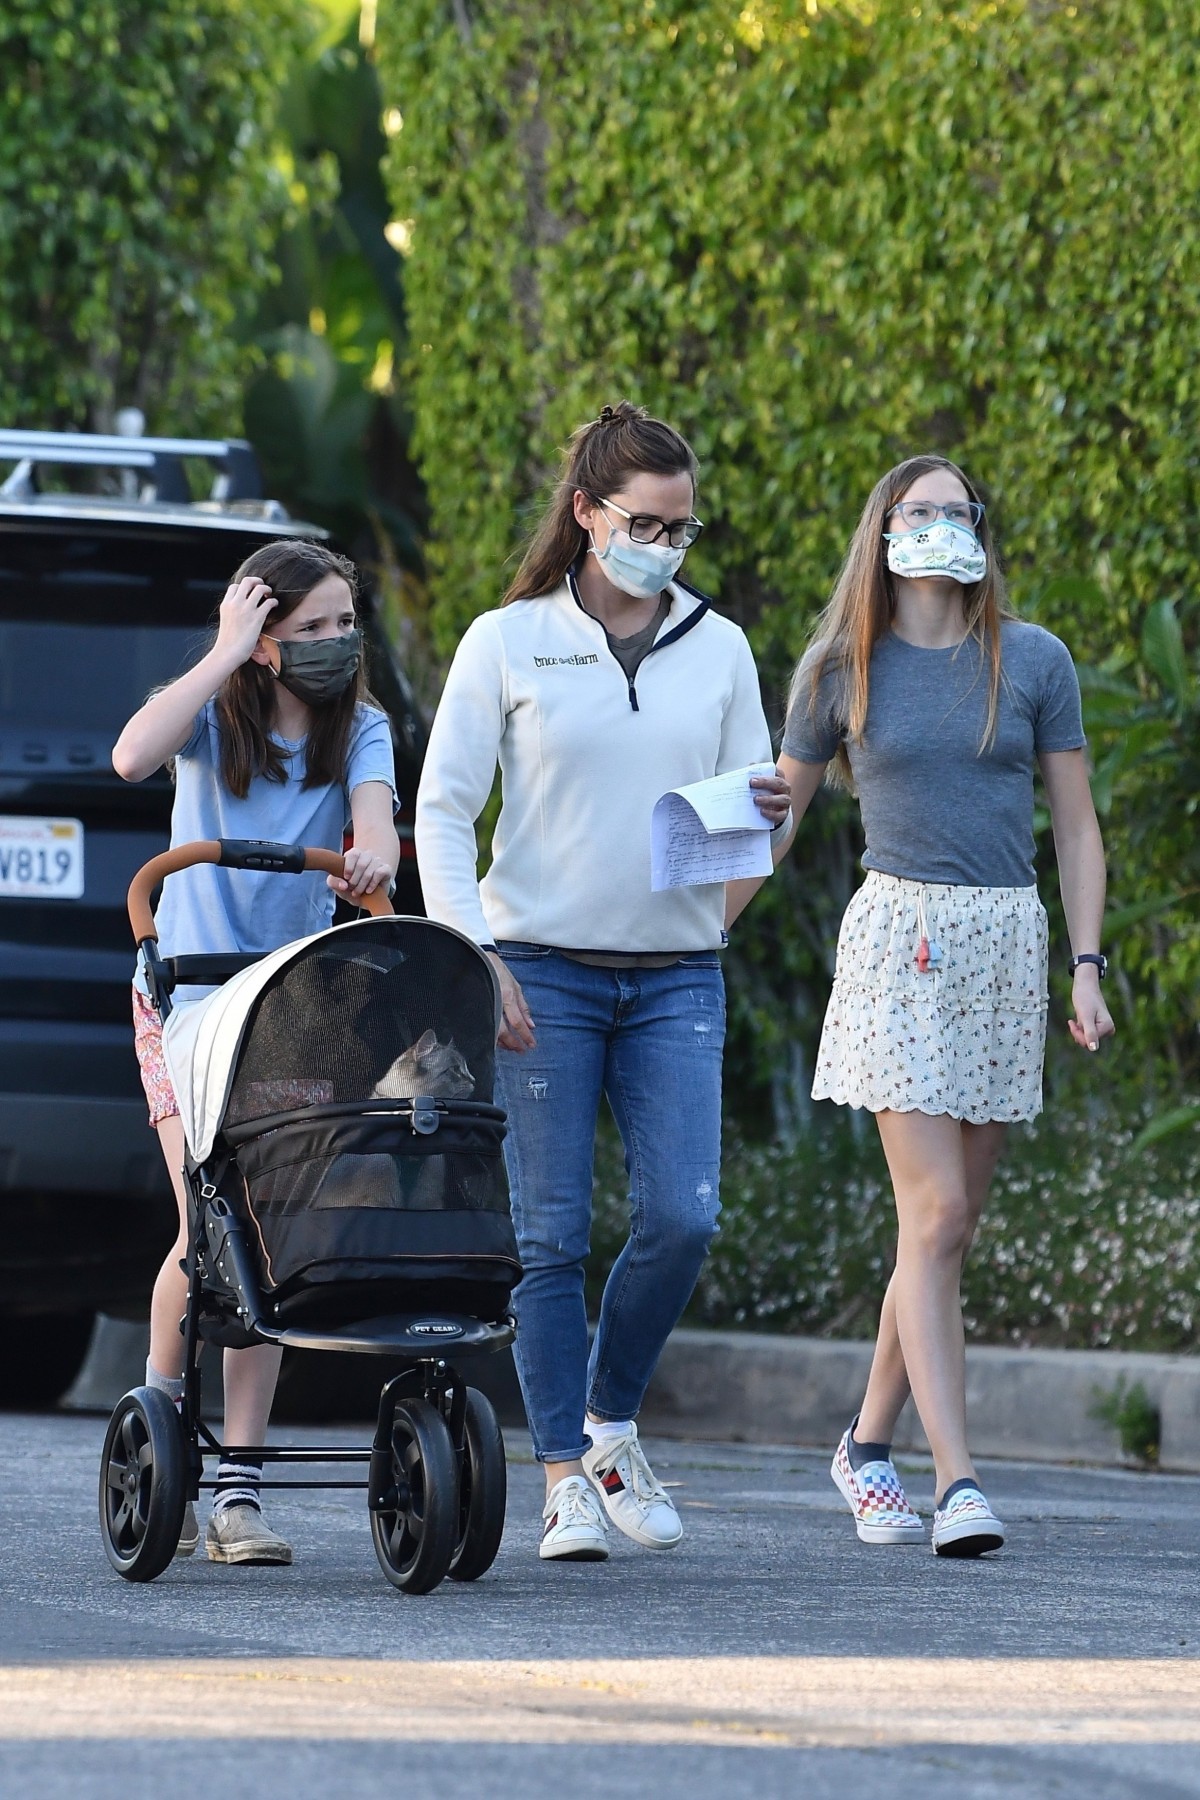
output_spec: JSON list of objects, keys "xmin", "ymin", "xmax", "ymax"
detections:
[{"xmin": 494, "ymin": 945, "xmax": 725, "ymax": 1464}]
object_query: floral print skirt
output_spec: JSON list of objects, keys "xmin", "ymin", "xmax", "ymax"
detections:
[{"xmin": 813, "ymin": 872, "xmax": 1049, "ymax": 1124}]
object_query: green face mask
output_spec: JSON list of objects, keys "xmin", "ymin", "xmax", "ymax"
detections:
[{"xmin": 268, "ymin": 629, "xmax": 362, "ymax": 705}]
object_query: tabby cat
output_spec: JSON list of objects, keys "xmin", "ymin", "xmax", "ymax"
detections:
[{"xmin": 372, "ymin": 1029, "xmax": 475, "ymax": 1100}]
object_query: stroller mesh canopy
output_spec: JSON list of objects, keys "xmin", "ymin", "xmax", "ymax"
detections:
[
  {"xmin": 216, "ymin": 919, "xmax": 518, "ymax": 1329},
  {"xmin": 226, "ymin": 919, "xmax": 498, "ymax": 1127}
]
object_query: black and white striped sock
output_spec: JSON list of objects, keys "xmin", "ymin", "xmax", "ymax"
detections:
[{"xmin": 212, "ymin": 1459, "xmax": 263, "ymax": 1515}]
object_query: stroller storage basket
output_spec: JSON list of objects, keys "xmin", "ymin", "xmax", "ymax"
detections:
[{"xmin": 203, "ymin": 916, "xmax": 521, "ymax": 1330}]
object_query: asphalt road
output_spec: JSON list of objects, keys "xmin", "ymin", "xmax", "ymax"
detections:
[{"xmin": 2, "ymin": 1409, "xmax": 1199, "ymax": 1798}]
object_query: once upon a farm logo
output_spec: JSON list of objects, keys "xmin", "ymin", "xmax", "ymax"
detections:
[{"xmin": 533, "ymin": 653, "xmax": 600, "ymax": 668}]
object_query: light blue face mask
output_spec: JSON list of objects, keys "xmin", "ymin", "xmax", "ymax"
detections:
[
  {"xmin": 884, "ymin": 517, "xmax": 987, "ymax": 586},
  {"xmin": 589, "ymin": 523, "xmax": 685, "ymax": 600}
]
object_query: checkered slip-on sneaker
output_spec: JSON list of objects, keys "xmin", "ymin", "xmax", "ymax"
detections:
[
  {"xmin": 932, "ymin": 1485, "xmax": 1004, "ymax": 1557},
  {"xmin": 830, "ymin": 1426, "xmax": 925, "ymax": 1545}
]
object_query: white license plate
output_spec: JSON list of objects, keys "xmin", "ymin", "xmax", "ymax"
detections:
[{"xmin": 0, "ymin": 816, "xmax": 85, "ymax": 899}]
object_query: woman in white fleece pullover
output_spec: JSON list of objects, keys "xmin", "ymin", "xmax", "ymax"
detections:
[{"xmin": 416, "ymin": 403, "xmax": 792, "ymax": 1563}]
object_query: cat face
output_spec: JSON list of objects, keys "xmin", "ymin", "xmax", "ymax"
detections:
[{"xmin": 372, "ymin": 1029, "xmax": 475, "ymax": 1100}]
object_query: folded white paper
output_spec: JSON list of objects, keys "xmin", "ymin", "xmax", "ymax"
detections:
[{"xmin": 650, "ymin": 762, "xmax": 777, "ymax": 891}]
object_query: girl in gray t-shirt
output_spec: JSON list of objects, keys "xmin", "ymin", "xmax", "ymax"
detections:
[{"xmin": 775, "ymin": 452, "xmax": 1114, "ymax": 1559}]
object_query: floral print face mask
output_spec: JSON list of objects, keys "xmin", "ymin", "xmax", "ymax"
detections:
[{"xmin": 884, "ymin": 518, "xmax": 987, "ymax": 585}]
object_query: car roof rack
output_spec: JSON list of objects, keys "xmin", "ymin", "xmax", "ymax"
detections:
[{"xmin": 0, "ymin": 428, "xmax": 264, "ymax": 506}]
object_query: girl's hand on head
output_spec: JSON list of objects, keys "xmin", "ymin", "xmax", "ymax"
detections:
[
  {"xmin": 749, "ymin": 768, "xmax": 792, "ymax": 827},
  {"xmin": 1068, "ymin": 970, "xmax": 1116, "ymax": 1055},
  {"xmin": 329, "ymin": 847, "xmax": 392, "ymax": 900},
  {"xmin": 485, "ymin": 952, "xmax": 536, "ymax": 1053},
  {"xmin": 216, "ymin": 577, "xmax": 277, "ymax": 666}
]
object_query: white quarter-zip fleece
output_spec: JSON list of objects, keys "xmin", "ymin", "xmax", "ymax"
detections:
[{"xmin": 415, "ymin": 577, "xmax": 774, "ymax": 951}]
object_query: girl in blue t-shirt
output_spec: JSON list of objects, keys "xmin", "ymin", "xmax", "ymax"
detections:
[{"xmin": 113, "ymin": 539, "xmax": 398, "ymax": 1566}]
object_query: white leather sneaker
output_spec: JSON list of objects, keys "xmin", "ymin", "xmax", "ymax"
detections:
[
  {"xmin": 583, "ymin": 1422, "xmax": 682, "ymax": 1549},
  {"xmin": 540, "ymin": 1475, "xmax": 609, "ymax": 1562}
]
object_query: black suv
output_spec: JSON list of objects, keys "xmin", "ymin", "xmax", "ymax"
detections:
[{"xmin": 0, "ymin": 429, "xmax": 426, "ymax": 1394}]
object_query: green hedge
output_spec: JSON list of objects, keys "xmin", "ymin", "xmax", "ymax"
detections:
[
  {"xmin": 0, "ymin": 0, "xmax": 302, "ymax": 432},
  {"xmin": 383, "ymin": 0, "xmax": 1199, "ymax": 657}
]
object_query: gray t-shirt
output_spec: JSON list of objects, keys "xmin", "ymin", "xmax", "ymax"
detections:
[
  {"xmin": 604, "ymin": 595, "xmax": 671, "ymax": 683},
  {"xmin": 782, "ymin": 622, "xmax": 1086, "ymax": 888}
]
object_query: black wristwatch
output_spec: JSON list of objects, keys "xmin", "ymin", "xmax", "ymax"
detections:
[{"xmin": 1069, "ymin": 953, "xmax": 1107, "ymax": 980}]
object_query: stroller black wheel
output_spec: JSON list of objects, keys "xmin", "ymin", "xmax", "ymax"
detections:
[
  {"xmin": 370, "ymin": 1399, "xmax": 458, "ymax": 1594},
  {"xmin": 448, "ymin": 1387, "xmax": 507, "ymax": 1582},
  {"xmin": 98, "ymin": 1387, "xmax": 187, "ymax": 1581}
]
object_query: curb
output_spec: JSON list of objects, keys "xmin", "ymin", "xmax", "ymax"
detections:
[
  {"xmin": 64, "ymin": 1316, "xmax": 1200, "ymax": 1472},
  {"xmin": 640, "ymin": 1328, "xmax": 1200, "ymax": 1473}
]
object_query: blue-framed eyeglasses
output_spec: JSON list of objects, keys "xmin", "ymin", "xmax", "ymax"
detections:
[{"xmin": 888, "ymin": 499, "xmax": 985, "ymax": 530}]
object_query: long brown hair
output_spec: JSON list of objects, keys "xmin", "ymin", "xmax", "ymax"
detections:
[
  {"xmin": 790, "ymin": 454, "xmax": 1015, "ymax": 788},
  {"xmin": 214, "ymin": 540, "xmax": 367, "ymax": 798},
  {"xmin": 502, "ymin": 401, "xmax": 700, "ymax": 604}
]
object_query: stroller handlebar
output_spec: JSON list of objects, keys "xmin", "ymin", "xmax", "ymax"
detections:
[{"xmin": 128, "ymin": 838, "xmax": 394, "ymax": 943}]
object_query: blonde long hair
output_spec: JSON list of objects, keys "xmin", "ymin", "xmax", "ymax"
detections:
[{"xmin": 790, "ymin": 454, "xmax": 1015, "ymax": 788}]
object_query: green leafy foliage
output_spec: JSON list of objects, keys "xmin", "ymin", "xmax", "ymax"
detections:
[
  {"xmin": 243, "ymin": 3, "xmax": 426, "ymax": 564},
  {"xmin": 382, "ymin": 0, "xmax": 1200, "ymax": 652},
  {"xmin": 0, "ymin": 0, "xmax": 303, "ymax": 432},
  {"xmin": 1089, "ymin": 1378, "xmax": 1161, "ymax": 1466},
  {"xmin": 1079, "ymin": 595, "xmax": 1200, "ymax": 1086}
]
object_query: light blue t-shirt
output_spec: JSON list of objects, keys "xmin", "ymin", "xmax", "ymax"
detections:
[{"xmin": 142, "ymin": 700, "xmax": 397, "ymax": 992}]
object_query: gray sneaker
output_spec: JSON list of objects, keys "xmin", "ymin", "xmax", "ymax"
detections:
[
  {"xmin": 205, "ymin": 1503, "xmax": 293, "ymax": 1565},
  {"xmin": 174, "ymin": 1501, "xmax": 200, "ymax": 1559}
]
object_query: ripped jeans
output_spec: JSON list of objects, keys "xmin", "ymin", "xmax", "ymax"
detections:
[{"xmin": 494, "ymin": 944, "xmax": 725, "ymax": 1464}]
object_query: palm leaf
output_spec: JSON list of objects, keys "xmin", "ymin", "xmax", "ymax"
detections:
[
  {"xmin": 1131, "ymin": 1104, "xmax": 1200, "ymax": 1154},
  {"xmin": 1141, "ymin": 600, "xmax": 1194, "ymax": 708},
  {"xmin": 1104, "ymin": 891, "xmax": 1194, "ymax": 935}
]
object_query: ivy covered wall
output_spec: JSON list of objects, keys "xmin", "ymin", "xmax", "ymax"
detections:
[
  {"xmin": 0, "ymin": 0, "xmax": 302, "ymax": 432},
  {"xmin": 383, "ymin": 0, "xmax": 1198, "ymax": 658}
]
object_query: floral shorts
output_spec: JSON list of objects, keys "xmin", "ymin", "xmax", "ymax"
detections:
[
  {"xmin": 132, "ymin": 987, "xmax": 180, "ymax": 1127},
  {"xmin": 813, "ymin": 872, "xmax": 1049, "ymax": 1124}
]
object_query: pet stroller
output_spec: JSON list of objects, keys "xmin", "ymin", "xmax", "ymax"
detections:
[{"xmin": 98, "ymin": 838, "xmax": 520, "ymax": 1594}]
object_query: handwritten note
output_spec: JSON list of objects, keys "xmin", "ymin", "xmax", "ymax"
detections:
[{"xmin": 650, "ymin": 763, "xmax": 777, "ymax": 891}]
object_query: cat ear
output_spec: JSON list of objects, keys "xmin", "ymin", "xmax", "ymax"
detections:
[{"xmin": 414, "ymin": 1028, "xmax": 439, "ymax": 1058}]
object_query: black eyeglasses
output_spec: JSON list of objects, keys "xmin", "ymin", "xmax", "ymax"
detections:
[
  {"xmin": 591, "ymin": 495, "xmax": 705, "ymax": 550},
  {"xmin": 889, "ymin": 499, "xmax": 985, "ymax": 530}
]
